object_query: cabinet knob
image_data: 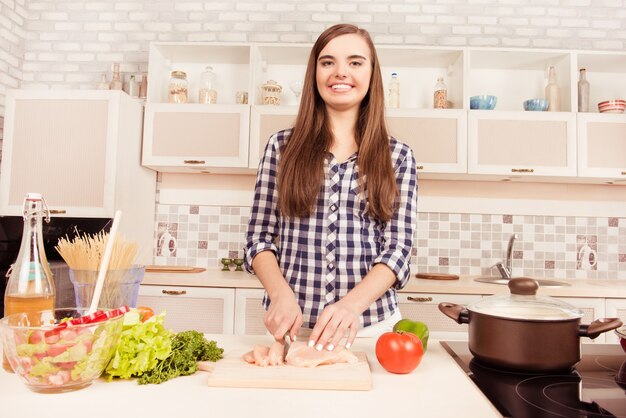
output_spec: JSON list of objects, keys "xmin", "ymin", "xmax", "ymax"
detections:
[
  {"xmin": 415, "ymin": 165, "xmax": 424, "ymax": 170},
  {"xmin": 407, "ymin": 296, "xmax": 433, "ymax": 303},
  {"xmin": 162, "ymin": 289, "xmax": 187, "ymax": 295},
  {"xmin": 511, "ymin": 168, "xmax": 534, "ymax": 173},
  {"xmin": 184, "ymin": 160, "xmax": 206, "ymax": 165},
  {"xmin": 49, "ymin": 209, "xmax": 67, "ymax": 214}
]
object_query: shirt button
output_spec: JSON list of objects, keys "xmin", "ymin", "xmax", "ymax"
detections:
[
  {"xmin": 330, "ymin": 204, "xmax": 337, "ymax": 211},
  {"xmin": 328, "ymin": 263, "xmax": 334, "ymax": 270}
]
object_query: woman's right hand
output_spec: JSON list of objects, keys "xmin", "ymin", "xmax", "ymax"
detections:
[{"xmin": 264, "ymin": 287, "xmax": 303, "ymax": 342}]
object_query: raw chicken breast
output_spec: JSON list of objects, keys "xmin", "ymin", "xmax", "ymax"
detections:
[
  {"xmin": 242, "ymin": 341, "xmax": 286, "ymax": 367},
  {"xmin": 285, "ymin": 341, "xmax": 358, "ymax": 368}
]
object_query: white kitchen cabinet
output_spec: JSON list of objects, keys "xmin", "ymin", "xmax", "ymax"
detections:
[
  {"xmin": 577, "ymin": 113, "xmax": 626, "ymax": 182},
  {"xmin": 386, "ymin": 109, "xmax": 467, "ymax": 174},
  {"xmin": 398, "ymin": 293, "xmax": 483, "ymax": 341},
  {"xmin": 143, "ymin": 42, "xmax": 626, "ymax": 186},
  {"xmin": 560, "ymin": 297, "xmax": 606, "ymax": 343},
  {"xmin": 234, "ymin": 288, "xmax": 267, "ymax": 336},
  {"xmin": 249, "ymin": 105, "xmax": 297, "ymax": 170},
  {"xmin": 468, "ymin": 110, "xmax": 577, "ymax": 178},
  {"xmin": 141, "ymin": 42, "xmax": 253, "ymax": 174},
  {"xmin": 142, "ymin": 103, "xmax": 251, "ymax": 173},
  {"xmin": 0, "ymin": 90, "xmax": 156, "ymax": 263},
  {"xmin": 137, "ymin": 285, "xmax": 235, "ymax": 334},
  {"xmin": 605, "ymin": 298, "xmax": 626, "ymax": 344}
]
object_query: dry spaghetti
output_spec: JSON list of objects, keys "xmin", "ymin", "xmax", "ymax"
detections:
[{"xmin": 55, "ymin": 232, "xmax": 141, "ymax": 309}]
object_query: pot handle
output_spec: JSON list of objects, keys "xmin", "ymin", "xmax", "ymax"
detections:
[
  {"xmin": 579, "ymin": 317, "xmax": 623, "ymax": 340},
  {"xmin": 438, "ymin": 302, "xmax": 469, "ymax": 324}
]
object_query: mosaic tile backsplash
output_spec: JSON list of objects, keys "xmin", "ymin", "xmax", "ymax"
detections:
[{"xmin": 154, "ymin": 204, "xmax": 626, "ymax": 280}]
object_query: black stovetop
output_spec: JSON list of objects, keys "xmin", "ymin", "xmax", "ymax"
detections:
[{"xmin": 441, "ymin": 341, "xmax": 626, "ymax": 418}]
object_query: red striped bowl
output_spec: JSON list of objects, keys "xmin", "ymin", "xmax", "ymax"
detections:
[{"xmin": 598, "ymin": 100, "xmax": 625, "ymax": 113}]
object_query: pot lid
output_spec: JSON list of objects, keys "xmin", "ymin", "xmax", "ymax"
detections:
[{"xmin": 467, "ymin": 277, "xmax": 584, "ymax": 321}]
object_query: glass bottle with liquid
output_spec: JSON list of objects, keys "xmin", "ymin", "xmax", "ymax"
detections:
[
  {"xmin": 388, "ymin": 72, "xmax": 400, "ymax": 108},
  {"xmin": 3, "ymin": 193, "xmax": 56, "ymax": 372},
  {"xmin": 577, "ymin": 68, "xmax": 590, "ymax": 112},
  {"xmin": 199, "ymin": 66, "xmax": 217, "ymax": 104},
  {"xmin": 545, "ymin": 66, "xmax": 561, "ymax": 112},
  {"xmin": 434, "ymin": 77, "xmax": 448, "ymax": 109},
  {"xmin": 109, "ymin": 63, "xmax": 123, "ymax": 91}
]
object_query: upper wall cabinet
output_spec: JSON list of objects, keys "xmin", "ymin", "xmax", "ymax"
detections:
[
  {"xmin": 142, "ymin": 42, "xmax": 626, "ymax": 185},
  {"xmin": 577, "ymin": 113, "xmax": 626, "ymax": 182},
  {"xmin": 141, "ymin": 43, "xmax": 253, "ymax": 174},
  {"xmin": 575, "ymin": 51, "xmax": 626, "ymax": 184},
  {"xmin": 0, "ymin": 90, "xmax": 156, "ymax": 262},
  {"xmin": 468, "ymin": 110, "xmax": 576, "ymax": 178},
  {"xmin": 386, "ymin": 109, "xmax": 467, "ymax": 174}
]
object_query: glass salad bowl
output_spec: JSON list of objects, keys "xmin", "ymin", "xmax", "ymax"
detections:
[{"xmin": 0, "ymin": 308, "xmax": 125, "ymax": 393}]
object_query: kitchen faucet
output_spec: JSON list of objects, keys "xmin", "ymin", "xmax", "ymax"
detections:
[{"xmin": 495, "ymin": 234, "xmax": 518, "ymax": 279}]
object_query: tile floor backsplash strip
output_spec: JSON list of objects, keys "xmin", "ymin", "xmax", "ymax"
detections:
[{"xmin": 153, "ymin": 205, "xmax": 626, "ymax": 280}]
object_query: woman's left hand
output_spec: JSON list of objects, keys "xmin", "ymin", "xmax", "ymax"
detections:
[{"xmin": 308, "ymin": 300, "xmax": 360, "ymax": 351}]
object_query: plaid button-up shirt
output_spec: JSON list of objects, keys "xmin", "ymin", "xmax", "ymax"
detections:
[{"xmin": 244, "ymin": 129, "xmax": 418, "ymax": 329}]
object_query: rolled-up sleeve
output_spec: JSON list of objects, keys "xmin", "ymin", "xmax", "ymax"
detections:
[
  {"xmin": 244, "ymin": 132, "xmax": 283, "ymax": 274},
  {"xmin": 373, "ymin": 144, "xmax": 418, "ymax": 289}
]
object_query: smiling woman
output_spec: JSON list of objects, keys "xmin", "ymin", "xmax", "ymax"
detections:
[{"xmin": 244, "ymin": 24, "xmax": 418, "ymax": 354}]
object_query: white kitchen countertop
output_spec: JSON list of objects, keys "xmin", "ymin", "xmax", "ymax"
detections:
[
  {"xmin": 0, "ymin": 335, "xmax": 502, "ymax": 418},
  {"xmin": 142, "ymin": 268, "xmax": 626, "ymax": 299}
]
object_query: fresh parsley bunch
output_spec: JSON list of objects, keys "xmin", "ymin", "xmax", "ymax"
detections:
[{"xmin": 138, "ymin": 330, "xmax": 224, "ymax": 385}]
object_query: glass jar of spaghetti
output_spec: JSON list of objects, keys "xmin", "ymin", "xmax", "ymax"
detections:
[{"xmin": 168, "ymin": 71, "xmax": 188, "ymax": 104}]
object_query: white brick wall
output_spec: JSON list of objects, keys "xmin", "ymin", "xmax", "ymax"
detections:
[{"xmin": 0, "ymin": 0, "xmax": 625, "ymax": 121}]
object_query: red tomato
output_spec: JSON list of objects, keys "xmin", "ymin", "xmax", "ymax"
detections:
[
  {"xmin": 136, "ymin": 306, "xmax": 155, "ymax": 322},
  {"xmin": 375, "ymin": 331, "xmax": 424, "ymax": 374}
]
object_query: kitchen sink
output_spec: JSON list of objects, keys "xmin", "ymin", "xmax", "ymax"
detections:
[{"xmin": 474, "ymin": 277, "xmax": 570, "ymax": 287}]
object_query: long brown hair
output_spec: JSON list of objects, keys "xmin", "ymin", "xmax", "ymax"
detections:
[{"xmin": 278, "ymin": 24, "xmax": 397, "ymax": 222}]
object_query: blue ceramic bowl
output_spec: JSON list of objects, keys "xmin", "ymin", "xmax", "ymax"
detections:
[
  {"xmin": 470, "ymin": 95, "xmax": 497, "ymax": 110},
  {"xmin": 523, "ymin": 98, "xmax": 549, "ymax": 111}
]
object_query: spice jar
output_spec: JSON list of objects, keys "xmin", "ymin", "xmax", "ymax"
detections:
[
  {"xmin": 168, "ymin": 70, "xmax": 188, "ymax": 104},
  {"xmin": 261, "ymin": 80, "xmax": 282, "ymax": 105}
]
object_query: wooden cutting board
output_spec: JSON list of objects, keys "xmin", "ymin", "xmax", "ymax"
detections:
[
  {"xmin": 145, "ymin": 265, "xmax": 206, "ymax": 273},
  {"xmin": 415, "ymin": 273, "xmax": 459, "ymax": 280},
  {"xmin": 204, "ymin": 350, "xmax": 372, "ymax": 391}
]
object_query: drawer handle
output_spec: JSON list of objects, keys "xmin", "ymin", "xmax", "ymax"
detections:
[
  {"xmin": 184, "ymin": 160, "xmax": 206, "ymax": 165},
  {"xmin": 416, "ymin": 165, "xmax": 424, "ymax": 170},
  {"xmin": 162, "ymin": 289, "xmax": 187, "ymax": 295},
  {"xmin": 49, "ymin": 209, "xmax": 67, "ymax": 214},
  {"xmin": 407, "ymin": 296, "xmax": 433, "ymax": 303},
  {"xmin": 511, "ymin": 168, "xmax": 534, "ymax": 173}
]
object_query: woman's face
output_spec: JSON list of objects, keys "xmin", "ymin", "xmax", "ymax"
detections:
[{"xmin": 315, "ymin": 33, "xmax": 372, "ymax": 112}]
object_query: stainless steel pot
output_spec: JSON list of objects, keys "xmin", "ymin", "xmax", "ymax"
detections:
[{"xmin": 439, "ymin": 277, "xmax": 622, "ymax": 372}]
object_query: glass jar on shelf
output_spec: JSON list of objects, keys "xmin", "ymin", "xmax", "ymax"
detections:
[
  {"xmin": 434, "ymin": 77, "xmax": 447, "ymax": 109},
  {"xmin": 168, "ymin": 70, "xmax": 188, "ymax": 104},
  {"xmin": 199, "ymin": 66, "xmax": 217, "ymax": 104},
  {"xmin": 261, "ymin": 80, "xmax": 282, "ymax": 105}
]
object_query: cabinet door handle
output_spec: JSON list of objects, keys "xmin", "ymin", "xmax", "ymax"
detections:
[
  {"xmin": 621, "ymin": 171, "xmax": 626, "ymax": 176},
  {"xmin": 511, "ymin": 168, "xmax": 534, "ymax": 173},
  {"xmin": 49, "ymin": 209, "xmax": 67, "ymax": 214},
  {"xmin": 162, "ymin": 289, "xmax": 187, "ymax": 295},
  {"xmin": 407, "ymin": 296, "xmax": 433, "ymax": 303},
  {"xmin": 416, "ymin": 165, "xmax": 424, "ymax": 170},
  {"xmin": 184, "ymin": 160, "xmax": 206, "ymax": 165}
]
